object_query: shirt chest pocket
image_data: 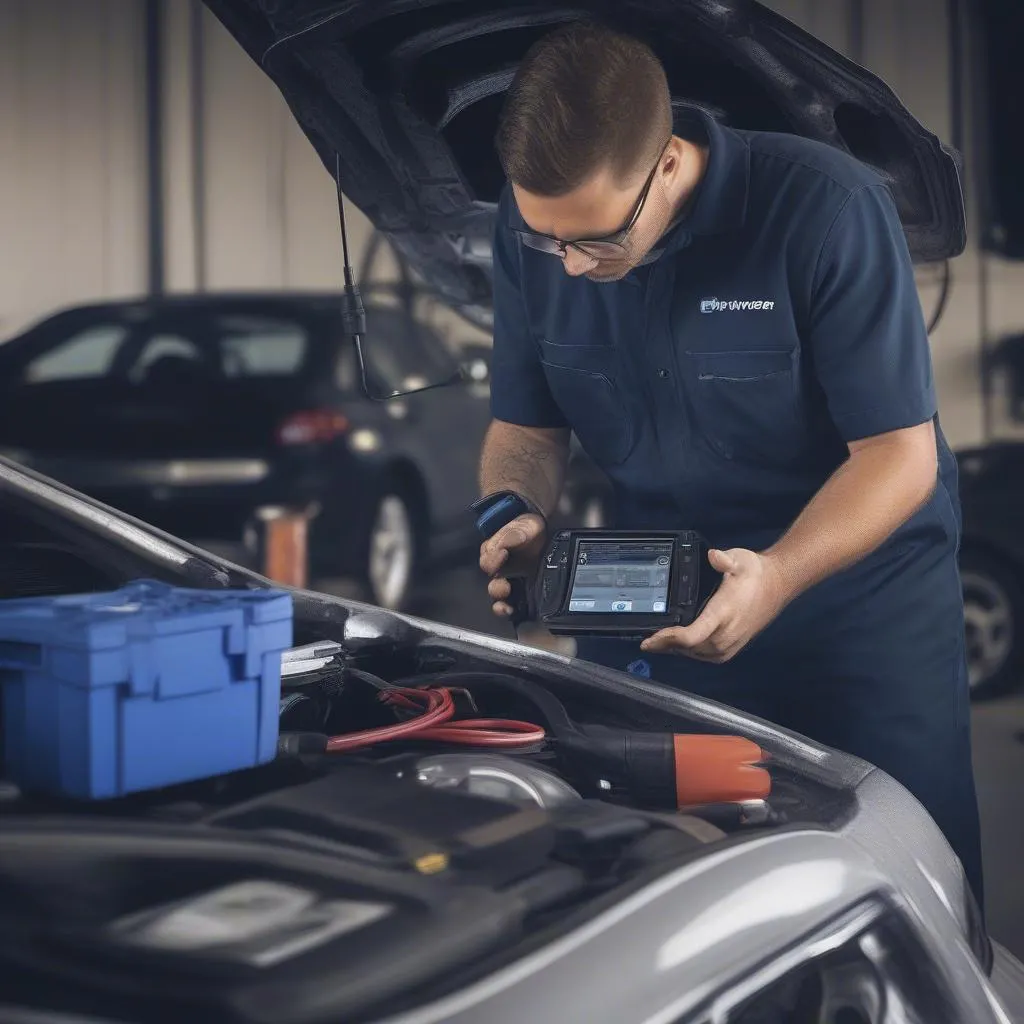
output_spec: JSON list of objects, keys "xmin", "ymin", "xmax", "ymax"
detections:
[
  {"xmin": 683, "ymin": 348, "xmax": 807, "ymax": 465},
  {"xmin": 537, "ymin": 337, "xmax": 636, "ymax": 467}
]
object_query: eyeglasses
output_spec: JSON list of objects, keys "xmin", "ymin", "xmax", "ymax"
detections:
[{"xmin": 513, "ymin": 143, "xmax": 668, "ymax": 261}]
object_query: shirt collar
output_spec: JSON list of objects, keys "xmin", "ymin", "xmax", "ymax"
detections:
[
  {"xmin": 679, "ymin": 105, "xmax": 752, "ymax": 236},
  {"xmin": 653, "ymin": 105, "xmax": 752, "ymax": 257}
]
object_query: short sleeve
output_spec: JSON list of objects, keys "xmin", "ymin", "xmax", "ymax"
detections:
[
  {"xmin": 809, "ymin": 183, "xmax": 936, "ymax": 443},
  {"xmin": 489, "ymin": 190, "xmax": 568, "ymax": 428}
]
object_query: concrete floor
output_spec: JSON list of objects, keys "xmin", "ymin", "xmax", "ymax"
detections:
[{"xmin": 412, "ymin": 565, "xmax": 1024, "ymax": 961}]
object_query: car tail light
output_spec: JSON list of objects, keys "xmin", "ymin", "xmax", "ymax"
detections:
[{"xmin": 276, "ymin": 410, "xmax": 350, "ymax": 446}]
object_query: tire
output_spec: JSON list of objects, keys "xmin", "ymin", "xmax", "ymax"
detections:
[
  {"xmin": 363, "ymin": 489, "xmax": 418, "ymax": 611},
  {"xmin": 960, "ymin": 547, "xmax": 1024, "ymax": 700}
]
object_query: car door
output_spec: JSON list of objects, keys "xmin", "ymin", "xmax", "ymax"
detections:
[{"xmin": 0, "ymin": 312, "xmax": 152, "ymax": 463}]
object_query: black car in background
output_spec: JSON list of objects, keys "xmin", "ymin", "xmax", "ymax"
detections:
[
  {"xmin": 0, "ymin": 291, "xmax": 491, "ymax": 609},
  {"xmin": 956, "ymin": 442, "xmax": 1024, "ymax": 698},
  {"xmin": 947, "ymin": 334, "xmax": 1024, "ymax": 698}
]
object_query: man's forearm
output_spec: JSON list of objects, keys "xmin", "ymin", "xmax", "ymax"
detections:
[
  {"xmin": 479, "ymin": 419, "xmax": 571, "ymax": 518},
  {"xmin": 762, "ymin": 422, "xmax": 938, "ymax": 603}
]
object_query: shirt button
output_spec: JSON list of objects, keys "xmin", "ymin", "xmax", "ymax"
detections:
[{"xmin": 657, "ymin": 368, "xmax": 670, "ymax": 379}]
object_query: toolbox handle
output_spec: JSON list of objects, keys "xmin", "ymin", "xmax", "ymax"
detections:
[{"xmin": 0, "ymin": 640, "xmax": 42, "ymax": 670}]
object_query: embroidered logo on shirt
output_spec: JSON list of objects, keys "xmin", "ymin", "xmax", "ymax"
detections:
[{"xmin": 700, "ymin": 297, "xmax": 775, "ymax": 312}]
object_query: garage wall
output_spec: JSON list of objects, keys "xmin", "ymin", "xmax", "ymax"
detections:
[
  {"xmin": 161, "ymin": 3, "xmax": 450, "ymax": 334},
  {"xmin": 0, "ymin": 0, "xmax": 148, "ymax": 339},
  {"xmin": 767, "ymin": 0, "xmax": 854, "ymax": 54},
  {"xmin": 856, "ymin": 0, "xmax": 985, "ymax": 448},
  {"xmin": 2, "ymin": 0, "xmax": 1024, "ymax": 448},
  {"xmin": 162, "ymin": 2, "xmax": 374, "ymax": 294}
]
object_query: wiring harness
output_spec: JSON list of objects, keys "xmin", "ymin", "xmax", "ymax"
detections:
[
  {"xmin": 323, "ymin": 685, "xmax": 546, "ymax": 753},
  {"xmin": 277, "ymin": 668, "xmax": 769, "ymax": 810}
]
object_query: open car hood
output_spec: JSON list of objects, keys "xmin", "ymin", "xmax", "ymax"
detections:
[{"xmin": 202, "ymin": 0, "xmax": 966, "ymax": 330}]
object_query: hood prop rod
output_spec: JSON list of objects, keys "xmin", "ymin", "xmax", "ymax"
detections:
[{"xmin": 334, "ymin": 153, "xmax": 464, "ymax": 401}]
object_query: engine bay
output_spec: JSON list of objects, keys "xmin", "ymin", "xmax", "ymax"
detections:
[
  {"xmin": 0, "ymin": 470, "xmax": 857, "ymax": 1024},
  {"xmin": 0, "ymin": 628, "xmax": 854, "ymax": 1024}
]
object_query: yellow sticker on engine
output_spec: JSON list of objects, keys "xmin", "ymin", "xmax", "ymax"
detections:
[{"xmin": 413, "ymin": 852, "xmax": 450, "ymax": 875}]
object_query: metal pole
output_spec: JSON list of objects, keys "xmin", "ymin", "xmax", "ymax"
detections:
[
  {"xmin": 144, "ymin": 0, "xmax": 166, "ymax": 296},
  {"xmin": 848, "ymin": 0, "xmax": 865, "ymax": 64},
  {"xmin": 189, "ymin": 0, "xmax": 207, "ymax": 290},
  {"xmin": 979, "ymin": 251, "xmax": 994, "ymax": 442},
  {"xmin": 955, "ymin": 0, "xmax": 995, "ymax": 442},
  {"xmin": 948, "ymin": 0, "xmax": 965, "ymax": 158}
]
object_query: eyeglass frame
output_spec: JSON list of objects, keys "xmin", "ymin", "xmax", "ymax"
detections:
[{"xmin": 512, "ymin": 140, "xmax": 671, "ymax": 261}]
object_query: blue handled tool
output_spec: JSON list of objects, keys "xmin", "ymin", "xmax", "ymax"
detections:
[{"xmin": 469, "ymin": 491, "xmax": 544, "ymax": 631}]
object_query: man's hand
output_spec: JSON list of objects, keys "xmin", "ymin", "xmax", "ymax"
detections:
[
  {"xmin": 479, "ymin": 513, "xmax": 547, "ymax": 618},
  {"xmin": 640, "ymin": 548, "xmax": 789, "ymax": 663}
]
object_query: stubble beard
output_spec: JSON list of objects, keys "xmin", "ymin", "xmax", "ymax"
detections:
[{"xmin": 583, "ymin": 174, "xmax": 675, "ymax": 284}]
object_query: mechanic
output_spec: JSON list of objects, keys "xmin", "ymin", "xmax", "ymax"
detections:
[{"xmin": 477, "ymin": 21, "xmax": 985, "ymax": 907}]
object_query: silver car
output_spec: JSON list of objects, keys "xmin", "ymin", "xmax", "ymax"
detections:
[
  {"xmin": 0, "ymin": 454, "xmax": 1022, "ymax": 1023},
  {"xmin": 1, "ymin": 0, "xmax": 1016, "ymax": 1019}
]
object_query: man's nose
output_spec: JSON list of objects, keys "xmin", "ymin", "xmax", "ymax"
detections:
[{"xmin": 561, "ymin": 248, "xmax": 599, "ymax": 277}]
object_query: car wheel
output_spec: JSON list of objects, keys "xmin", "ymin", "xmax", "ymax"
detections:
[
  {"xmin": 960, "ymin": 548, "xmax": 1023, "ymax": 700},
  {"xmin": 365, "ymin": 491, "xmax": 417, "ymax": 611}
]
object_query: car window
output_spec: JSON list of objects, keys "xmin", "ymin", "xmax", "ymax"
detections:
[
  {"xmin": 218, "ymin": 316, "xmax": 308, "ymax": 377},
  {"xmin": 127, "ymin": 333, "xmax": 205, "ymax": 383},
  {"xmin": 14, "ymin": 311, "xmax": 311, "ymax": 388},
  {"xmin": 22, "ymin": 324, "xmax": 129, "ymax": 383}
]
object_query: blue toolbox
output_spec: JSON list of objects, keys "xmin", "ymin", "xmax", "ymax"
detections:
[{"xmin": 0, "ymin": 579, "xmax": 293, "ymax": 800}]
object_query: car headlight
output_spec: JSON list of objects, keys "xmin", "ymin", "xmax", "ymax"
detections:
[
  {"xmin": 688, "ymin": 900, "xmax": 968, "ymax": 1024},
  {"xmin": 347, "ymin": 428, "xmax": 382, "ymax": 453}
]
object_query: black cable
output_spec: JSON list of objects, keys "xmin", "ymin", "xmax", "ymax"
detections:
[
  {"xmin": 926, "ymin": 260, "xmax": 953, "ymax": 335},
  {"xmin": 343, "ymin": 666, "xmax": 391, "ymax": 692},
  {"xmin": 335, "ymin": 152, "xmax": 353, "ymax": 273}
]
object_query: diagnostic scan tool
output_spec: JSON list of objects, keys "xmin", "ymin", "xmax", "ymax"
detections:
[
  {"xmin": 537, "ymin": 530, "xmax": 720, "ymax": 637},
  {"xmin": 470, "ymin": 493, "xmax": 720, "ymax": 637}
]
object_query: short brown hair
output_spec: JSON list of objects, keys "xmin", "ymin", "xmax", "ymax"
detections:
[{"xmin": 496, "ymin": 21, "xmax": 672, "ymax": 197}]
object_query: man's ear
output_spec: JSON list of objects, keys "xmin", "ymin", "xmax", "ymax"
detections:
[{"xmin": 662, "ymin": 137, "xmax": 685, "ymax": 176}]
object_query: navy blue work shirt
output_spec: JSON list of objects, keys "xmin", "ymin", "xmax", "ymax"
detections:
[{"xmin": 490, "ymin": 107, "xmax": 964, "ymax": 672}]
